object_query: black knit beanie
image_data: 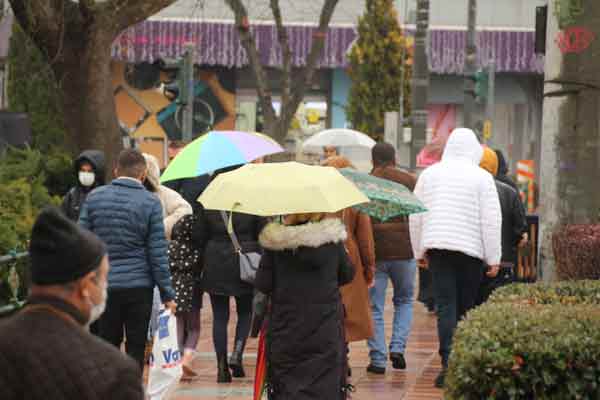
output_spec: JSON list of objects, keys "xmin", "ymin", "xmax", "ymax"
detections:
[{"xmin": 29, "ymin": 207, "xmax": 107, "ymax": 285}]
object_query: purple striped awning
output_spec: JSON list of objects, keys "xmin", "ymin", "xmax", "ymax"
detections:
[{"xmin": 109, "ymin": 20, "xmax": 543, "ymax": 74}]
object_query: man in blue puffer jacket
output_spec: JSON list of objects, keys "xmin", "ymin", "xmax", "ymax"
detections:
[{"xmin": 80, "ymin": 148, "xmax": 176, "ymax": 370}]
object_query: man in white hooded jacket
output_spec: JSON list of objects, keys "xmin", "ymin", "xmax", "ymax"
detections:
[{"xmin": 409, "ymin": 128, "xmax": 502, "ymax": 388}]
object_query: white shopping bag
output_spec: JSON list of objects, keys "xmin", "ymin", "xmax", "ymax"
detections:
[{"xmin": 147, "ymin": 309, "xmax": 183, "ymax": 400}]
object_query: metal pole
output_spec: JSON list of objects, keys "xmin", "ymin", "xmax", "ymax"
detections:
[
  {"xmin": 484, "ymin": 55, "xmax": 495, "ymax": 145},
  {"xmin": 410, "ymin": 0, "xmax": 430, "ymax": 171},
  {"xmin": 396, "ymin": 0, "xmax": 409, "ymax": 151},
  {"xmin": 463, "ymin": 0, "xmax": 477, "ymax": 129},
  {"xmin": 181, "ymin": 43, "xmax": 195, "ymax": 142}
]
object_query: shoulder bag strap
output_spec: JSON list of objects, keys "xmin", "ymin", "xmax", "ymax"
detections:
[{"xmin": 220, "ymin": 211, "xmax": 242, "ymax": 253}]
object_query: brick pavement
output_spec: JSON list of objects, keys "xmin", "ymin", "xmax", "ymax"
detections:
[{"xmin": 163, "ymin": 289, "xmax": 444, "ymax": 400}]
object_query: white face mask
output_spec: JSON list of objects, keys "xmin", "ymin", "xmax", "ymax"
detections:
[
  {"xmin": 79, "ymin": 171, "xmax": 96, "ymax": 187},
  {"xmin": 87, "ymin": 282, "xmax": 107, "ymax": 327}
]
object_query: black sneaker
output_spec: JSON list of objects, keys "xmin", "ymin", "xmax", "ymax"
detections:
[
  {"xmin": 434, "ymin": 369, "xmax": 447, "ymax": 388},
  {"xmin": 366, "ymin": 364, "xmax": 386, "ymax": 374},
  {"xmin": 389, "ymin": 353, "xmax": 407, "ymax": 370}
]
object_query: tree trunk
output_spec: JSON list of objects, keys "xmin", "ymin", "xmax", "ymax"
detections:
[
  {"xmin": 263, "ymin": 115, "xmax": 293, "ymax": 145},
  {"xmin": 57, "ymin": 28, "xmax": 122, "ymax": 175},
  {"xmin": 538, "ymin": 0, "xmax": 600, "ymax": 281}
]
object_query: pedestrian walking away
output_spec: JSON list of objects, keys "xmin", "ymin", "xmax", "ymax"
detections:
[
  {"xmin": 323, "ymin": 156, "xmax": 376, "ymax": 377},
  {"xmin": 478, "ymin": 147, "xmax": 527, "ymax": 304},
  {"xmin": 256, "ymin": 213, "xmax": 355, "ymax": 400},
  {"xmin": 367, "ymin": 142, "xmax": 418, "ymax": 374},
  {"xmin": 409, "ymin": 128, "xmax": 502, "ymax": 388},
  {"xmin": 168, "ymin": 214, "xmax": 204, "ymax": 380},
  {"xmin": 143, "ymin": 153, "xmax": 192, "ymax": 350},
  {"xmin": 0, "ymin": 208, "xmax": 143, "ymax": 400},
  {"xmin": 79, "ymin": 149, "xmax": 177, "ymax": 371},
  {"xmin": 196, "ymin": 165, "xmax": 267, "ymax": 383},
  {"xmin": 61, "ymin": 149, "xmax": 106, "ymax": 221}
]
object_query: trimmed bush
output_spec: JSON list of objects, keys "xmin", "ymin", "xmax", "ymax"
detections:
[
  {"xmin": 553, "ymin": 224, "xmax": 600, "ymax": 281},
  {"xmin": 446, "ymin": 282, "xmax": 600, "ymax": 399},
  {"xmin": 490, "ymin": 280, "xmax": 600, "ymax": 306}
]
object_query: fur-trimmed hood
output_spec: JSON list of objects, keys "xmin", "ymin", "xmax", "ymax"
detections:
[{"xmin": 259, "ymin": 218, "xmax": 347, "ymax": 251}]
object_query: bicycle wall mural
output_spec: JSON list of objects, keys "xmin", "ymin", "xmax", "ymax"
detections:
[{"xmin": 111, "ymin": 61, "xmax": 236, "ymax": 165}]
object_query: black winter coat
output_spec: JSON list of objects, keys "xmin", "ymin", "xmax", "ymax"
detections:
[
  {"xmin": 256, "ymin": 218, "xmax": 354, "ymax": 400},
  {"xmin": 196, "ymin": 208, "xmax": 266, "ymax": 297},
  {"xmin": 0, "ymin": 296, "xmax": 143, "ymax": 400},
  {"xmin": 494, "ymin": 150, "xmax": 519, "ymax": 192},
  {"xmin": 496, "ymin": 180, "xmax": 527, "ymax": 264},
  {"xmin": 61, "ymin": 150, "xmax": 106, "ymax": 221}
]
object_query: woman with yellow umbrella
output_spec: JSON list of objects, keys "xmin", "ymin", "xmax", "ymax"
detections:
[
  {"xmin": 199, "ymin": 161, "xmax": 369, "ymax": 399},
  {"xmin": 256, "ymin": 212, "xmax": 354, "ymax": 399}
]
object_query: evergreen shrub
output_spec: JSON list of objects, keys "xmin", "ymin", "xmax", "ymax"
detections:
[{"xmin": 446, "ymin": 282, "xmax": 600, "ymax": 399}]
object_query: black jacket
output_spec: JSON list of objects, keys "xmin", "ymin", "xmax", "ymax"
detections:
[
  {"xmin": 496, "ymin": 180, "xmax": 527, "ymax": 263},
  {"xmin": 256, "ymin": 219, "xmax": 354, "ymax": 400},
  {"xmin": 61, "ymin": 150, "xmax": 106, "ymax": 221},
  {"xmin": 0, "ymin": 296, "xmax": 143, "ymax": 400},
  {"xmin": 494, "ymin": 150, "xmax": 519, "ymax": 192},
  {"xmin": 195, "ymin": 209, "xmax": 266, "ymax": 297}
]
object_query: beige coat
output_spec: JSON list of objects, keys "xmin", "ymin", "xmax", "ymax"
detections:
[{"xmin": 143, "ymin": 153, "xmax": 192, "ymax": 240}]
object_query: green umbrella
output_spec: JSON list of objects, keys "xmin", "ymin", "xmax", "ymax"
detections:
[{"xmin": 339, "ymin": 168, "xmax": 427, "ymax": 221}]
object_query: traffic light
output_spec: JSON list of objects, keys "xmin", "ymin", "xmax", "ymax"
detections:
[
  {"xmin": 474, "ymin": 69, "xmax": 488, "ymax": 103},
  {"xmin": 157, "ymin": 53, "xmax": 193, "ymax": 106}
]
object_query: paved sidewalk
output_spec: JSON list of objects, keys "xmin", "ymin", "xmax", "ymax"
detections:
[{"xmin": 166, "ymin": 290, "xmax": 444, "ymax": 400}]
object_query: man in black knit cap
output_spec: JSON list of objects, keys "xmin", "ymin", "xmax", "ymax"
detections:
[{"xmin": 0, "ymin": 207, "xmax": 143, "ymax": 400}]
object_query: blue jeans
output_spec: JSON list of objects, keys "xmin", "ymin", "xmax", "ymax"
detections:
[{"xmin": 367, "ymin": 259, "xmax": 417, "ymax": 368}]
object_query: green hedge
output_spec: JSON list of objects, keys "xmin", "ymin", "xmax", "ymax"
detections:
[
  {"xmin": 446, "ymin": 282, "xmax": 600, "ymax": 399},
  {"xmin": 489, "ymin": 280, "xmax": 600, "ymax": 306}
]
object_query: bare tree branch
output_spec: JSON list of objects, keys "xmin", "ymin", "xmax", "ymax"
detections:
[
  {"xmin": 102, "ymin": 0, "xmax": 178, "ymax": 34},
  {"xmin": 225, "ymin": 0, "xmax": 277, "ymax": 125},
  {"xmin": 285, "ymin": 0, "xmax": 339, "ymax": 120},
  {"xmin": 8, "ymin": 0, "xmax": 75, "ymax": 66},
  {"xmin": 9, "ymin": 0, "xmax": 62, "ymax": 47},
  {"xmin": 270, "ymin": 0, "xmax": 292, "ymax": 108}
]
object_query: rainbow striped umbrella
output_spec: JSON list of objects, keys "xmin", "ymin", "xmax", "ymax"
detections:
[{"xmin": 160, "ymin": 131, "xmax": 284, "ymax": 183}]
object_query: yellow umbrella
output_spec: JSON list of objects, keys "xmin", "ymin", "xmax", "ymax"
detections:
[{"xmin": 198, "ymin": 162, "xmax": 369, "ymax": 216}]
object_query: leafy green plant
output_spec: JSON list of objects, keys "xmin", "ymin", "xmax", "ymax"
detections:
[
  {"xmin": 446, "ymin": 282, "xmax": 600, "ymax": 399},
  {"xmin": 490, "ymin": 280, "xmax": 600, "ymax": 306},
  {"xmin": 0, "ymin": 147, "xmax": 62, "ymax": 311}
]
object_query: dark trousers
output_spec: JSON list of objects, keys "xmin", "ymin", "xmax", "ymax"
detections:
[
  {"xmin": 428, "ymin": 249, "xmax": 483, "ymax": 368},
  {"xmin": 99, "ymin": 287, "xmax": 154, "ymax": 371},
  {"xmin": 417, "ymin": 267, "xmax": 435, "ymax": 309},
  {"xmin": 209, "ymin": 294, "xmax": 253, "ymax": 358}
]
